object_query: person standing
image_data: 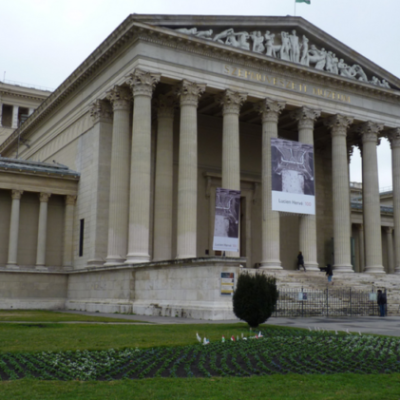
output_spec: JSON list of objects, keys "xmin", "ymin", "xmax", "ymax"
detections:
[
  {"xmin": 297, "ymin": 251, "xmax": 306, "ymax": 271},
  {"xmin": 377, "ymin": 290, "xmax": 387, "ymax": 317},
  {"xmin": 326, "ymin": 264, "xmax": 333, "ymax": 284}
]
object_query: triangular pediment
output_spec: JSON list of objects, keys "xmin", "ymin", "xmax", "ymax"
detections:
[{"xmin": 132, "ymin": 14, "xmax": 400, "ymax": 91}]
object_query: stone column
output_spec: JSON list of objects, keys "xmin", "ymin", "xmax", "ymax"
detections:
[
  {"xmin": 7, "ymin": 190, "xmax": 23, "ymax": 269},
  {"xmin": 28, "ymin": 108, "xmax": 34, "ymax": 116},
  {"xmin": 356, "ymin": 122, "xmax": 385, "ymax": 273},
  {"xmin": 257, "ymin": 98, "xmax": 285, "ymax": 269},
  {"xmin": 0, "ymin": 103, "xmax": 3, "ymax": 127},
  {"xmin": 387, "ymin": 128, "xmax": 400, "ymax": 274},
  {"xmin": 104, "ymin": 86, "xmax": 132, "ymax": 265},
  {"xmin": 175, "ymin": 80, "xmax": 206, "ymax": 259},
  {"xmin": 220, "ymin": 89, "xmax": 247, "ymax": 257},
  {"xmin": 291, "ymin": 107, "xmax": 321, "ymax": 271},
  {"xmin": 11, "ymin": 105, "xmax": 19, "ymax": 128},
  {"xmin": 63, "ymin": 195, "xmax": 76, "ymax": 268},
  {"xmin": 324, "ymin": 115, "xmax": 354, "ymax": 272},
  {"xmin": 385, "ymin": 227, "xmax": 394, "ymax": 273},
  {"xmin": 358, "ymin": 224, "xmax": 365, "ymax": 273},
  {"xmin": 125, "ymin": 69, "xmax": 160, "ymax": 264},
  {"xmin": 36, "ymin": 193, "xmax": 51, "ymax": 269},
  {"xmin": 153, "ymin": 95, "xmax": 175, "ymax": 261}
]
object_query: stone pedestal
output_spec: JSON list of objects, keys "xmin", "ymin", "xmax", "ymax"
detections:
[
  {"xmin": 291, "ymin": 107, "xmax": 320, "ymax": 271},
  {"xmin": 258, "ymin": 99, "xmax": 285, "ymax": 269},
  {"xmin": 125, "ymin": 69, "xmax": 160, "ymax": 264},
  {"xmin": 324, "ymin": 115, "xmax": 354, "ymax": 272},
  {"xmin": 175, "ymin": 80, "xmax": 206, "ymax": 259}
]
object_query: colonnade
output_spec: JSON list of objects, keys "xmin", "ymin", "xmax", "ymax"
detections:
[
  {"xmin": 6, "ymin": 190, "xmax": 76, "ymax": 269},
  {"xmin": 99, "ymin": 68, "xmax": 400, "ymax": 274}
]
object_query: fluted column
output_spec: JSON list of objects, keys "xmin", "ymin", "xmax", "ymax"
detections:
[
  {"xmin": 221, "ymin": 89, "xmax": 247, "ymax": 257},
  {"xmin": 63, "ymin": 195, "xmax": 76, "ymax": 268},
  {"xmin": 385, "ymin": 227, "xmax": 394, "ymax": 273},
  {"xmin": 291, "ymin": 107, "xmax": 321, "ymax": 271},
  {"xmin": 175, "ymin": 80, "xmax": 206, "ymax": 259},
  {"xmin": 36, "ymin": 192, "xmax": 51, "ymax": 269},
  {"xmin": 153, "ymin": 95, "xmax": 175, "ymax": 261},
  {"xmin": 125, "ymin": 69, "xmax": 160, "ymax": 264},
  {"xmin": 7, "ymin": 190, "xmax": 23, "ymax": 269},
  {"xmin": 324, "ymin": 115, "xmax": 354, "ymax": 272},
  {"xmin": 387, "ymin": 128, "xmax": 400, "ymax": 274},
  {"xmin": 257, "ymin": 98, "xmax": 285, "ymax": 269},
  {"xmin": 105, "ymin": 86, "xmax": 132, "ymax": 265},
  {"xmin": 356, "ymin": 122, "xmax": 385, "ymax": 273},
  {"xmin": 358, "ymin": 224, "xmax": 365, "ymax": 273},
  {"xmin": 12, "ymin": 105, "xmax": 19, "ymax": 129}
]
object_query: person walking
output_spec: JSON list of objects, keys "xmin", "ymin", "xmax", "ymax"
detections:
[
  {"xmin": 377, "ymin": 289, "xmax": 387, "ymax": 317},
  {"xmin": 297, "ymin": 251, "xmax": 306, "ymax": 272},
  {"xmin": 326, "ymin": 264, "xmax": 333, "ymax": 284}
]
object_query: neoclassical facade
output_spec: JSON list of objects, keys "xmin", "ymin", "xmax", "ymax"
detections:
[{"xmin": 0, "ymin": 15, "xmax": 399, "ymax": 318}]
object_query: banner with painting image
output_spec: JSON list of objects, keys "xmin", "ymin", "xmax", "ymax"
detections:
[
  {"xmin": 271, "ymin": 137, "xmax": 315, "ymax": 215},
  {"xmin": 212, "ymin": 188, "xmax": 241, "ymax": 252}
]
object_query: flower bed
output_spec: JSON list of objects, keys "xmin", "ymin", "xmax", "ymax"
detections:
[{"xmin": 1, "ymin": 329, "xmax": 400, "ymax": 380}]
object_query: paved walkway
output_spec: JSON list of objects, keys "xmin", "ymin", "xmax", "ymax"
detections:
[{"xmin": 61, "ymin": 311, "xmax": 400, "ymax": 337}]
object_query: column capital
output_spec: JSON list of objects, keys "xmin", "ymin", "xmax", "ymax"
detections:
[
  {"xmin": 353, "ymin": 121, "xmax": 384, "ymax": 144},
  {"xmin": 155, "ymin": 94, "xmax": 176, "ymax": 119},
  {"xmin": 324, "ymin": 114, "xmax": 354, "ymax": 137},
  {"xmin": 387, "ymin": 127, "xmax": 400, "ymax": 149},
  {"xmin": 257, "ymin": 98, "xmax": 285, "ymax": 123},
  {"xmin": 39, "ymin": 193, "xmax": 51, "ymax": 203},
  {"xmin": 90, "ymin": 99, "xmax": 112, "ymax": 121},
  {"xmin": 220, "ymin": 89, "xmax": 247, "ymax": 115},
  {"xmin": 291, "ymin": 107, "xmax": 321, "ymax": 130},
  {"xmin": 385, "ymin": 226, "xmax": 393, "ymax": 235},
  {"xmin": 126, "ymin": 69, "xmax": 160, "ymax": 98},
  {"xmin": 65, "ymin": 195, "xmax": 77, "ymax": 206},
  {"xmin": 174, "ymin": 80, "xmax": 206, "ymax": 107},
  {"xmin": 11, "ymin": 190, "xmax": 23, "ymax": 200},
  {"xmin": 106, "ymin": 86, "xmax": 132, "ymax": 111}
]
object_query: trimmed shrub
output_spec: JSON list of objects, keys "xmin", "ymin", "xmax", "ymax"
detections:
[{"xmin": 233, "ymin": 272, "xmax": 278, "ymax": 328}]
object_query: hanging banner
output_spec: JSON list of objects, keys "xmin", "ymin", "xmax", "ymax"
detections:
[
  {"xmin": 213, "ymin": 188, "xmax": 241, "ymax": 252},
  {"xmin": 271, "ymin": 137, "xmax": 315, "ymax": 215}
]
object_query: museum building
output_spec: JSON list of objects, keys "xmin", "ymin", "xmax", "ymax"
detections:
[{"xmin": 0, "ymin": 14, "xmax": 399, "ymax": 318}]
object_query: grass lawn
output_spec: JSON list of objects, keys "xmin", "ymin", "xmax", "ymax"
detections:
[
  {"xmin": 0, "ymin": 374, "xmax": 399, "ymax": 400},
  {"xmin": 0, "ymin": 310, "xmax": 146, "ymax": 323},
  {"xmin": 0, "ymin": 322, "xmax": 251, "ymax": 352}
]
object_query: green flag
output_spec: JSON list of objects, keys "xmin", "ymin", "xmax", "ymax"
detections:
[{"xmin": 296, "ymin": 0, "xmax": 311, "ymax": 4}]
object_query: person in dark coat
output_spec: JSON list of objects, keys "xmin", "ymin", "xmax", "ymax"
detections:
[
  {"xmin": 326, "ymin": 264, "xmax": 333, "ymax": 284},
  {"xmin": 297, "ymin": 251, "xmax": 306, "ymax": 272},
  {"xmin": 377, "ymin": 289, "xmax": 387, "ymax": 317}
]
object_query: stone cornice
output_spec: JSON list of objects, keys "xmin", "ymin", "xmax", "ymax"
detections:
[
  {"xmin": 2, "ymin": 16, "xmax": 399, "ymax": 155},
  {"xmin": 0, "ymin": 89, "xmax": 49, "ymax": 103}
]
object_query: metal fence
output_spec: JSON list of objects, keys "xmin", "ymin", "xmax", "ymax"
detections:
[{"xmin": 272, "ymin": 287, "xmax": 382, "ymax": 318}]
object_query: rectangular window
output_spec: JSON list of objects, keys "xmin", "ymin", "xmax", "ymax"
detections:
[
  {"xmin": 79, "ymin": 219, "xmax": 84, "ymax": 257},
  {"xmin": 1, "ymin": 105, "xmax": 13, "ymax": 127}
]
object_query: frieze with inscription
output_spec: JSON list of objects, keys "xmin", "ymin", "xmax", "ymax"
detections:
[{"xmin": 175, "ymin": 27, "xmax": 390, "ymax": 89}]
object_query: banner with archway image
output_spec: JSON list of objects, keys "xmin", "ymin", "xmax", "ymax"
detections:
[
  {"xmin": 271, "ymin": 137, "xmax": 315, "ymax": 215},
  {"xmin": 212, "ymin": 188, "xmax": 241, "ymax": 252}
]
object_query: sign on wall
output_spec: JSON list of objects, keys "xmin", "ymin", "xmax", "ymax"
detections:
[
  {"xmin": 220, "ymin": 272, "xmax": 235, "ymax": 296},
  {"xmin": 271, "ymin": 138, "xmax": 315, "ymax": 215},
  {"xmin": 213, "ymin": 188, "xmax": 241, "ymax": 252}
]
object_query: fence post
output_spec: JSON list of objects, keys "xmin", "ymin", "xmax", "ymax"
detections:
[
  {"xmin": 301, "ymin": 286, "xmax": 304, "ymax": 318},
  {"xmin": 326, "ymin": 288, "xmax": 329, "ymax": 318},
  {"xmin": 350, "ymin": 288, "xmax": 352, "ymax": 317}
]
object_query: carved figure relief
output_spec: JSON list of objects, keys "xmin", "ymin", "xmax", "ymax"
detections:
[{"xmin": 175, "ymin": 26, "xmax": 391, "ymax": 88}]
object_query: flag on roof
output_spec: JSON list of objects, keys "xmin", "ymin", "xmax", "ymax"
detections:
[{"xmin": 296, "ymin": 0, "xmax": 311, "ymax": 4}]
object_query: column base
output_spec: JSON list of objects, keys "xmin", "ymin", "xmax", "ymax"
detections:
[
  {"xmin": 6, "ymin": 264, "xmax": 19, "ymax": 270},
  {"xmin": 87, "ymin": 259, "xmax": 105, "ymax": 267},
  {"xmin": 104, "ymin": 256, "xmax": 126, "ymax": 266},
  {"xmin": 259, "ymin": 260, "xmax": 282, "ymax": 270},
  {"xmin": 304, "ymin": 263, "xmax": 320, "ymax": 272},
  {"xmin": 176, "ymin": 254, "xmax": 197, "ymax": 260},
  {"xmin": 333, "ymin": 264, "xmax": 354, "ymax": 273},
  {"xmin": 35, "ymin": 265, "xmax": 48, "ymax": 271},
  {"xmin": 364, "ymin": 265, "xmax": 386, "ymax": 274},
  {"xmin": 125, "ymin": 254, "xmax": 150, "ymax": 264},
  {"xmin": 395, "ymin": 268, "xmax": 400, "ymax": 274}
]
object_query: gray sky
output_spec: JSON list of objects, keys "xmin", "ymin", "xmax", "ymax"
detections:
[{"xmin": 1, "ymin": 0, "xmax": 398, "ymax": 189}]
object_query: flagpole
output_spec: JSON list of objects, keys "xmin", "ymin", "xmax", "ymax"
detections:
[{"xmin": 294, "ymin": 0, "xmax": 296, "ymax": 16}]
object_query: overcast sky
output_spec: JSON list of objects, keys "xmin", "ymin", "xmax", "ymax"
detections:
[{"xmin": 1, "ymin": 0, "xmax": 398, "ymax": 189}]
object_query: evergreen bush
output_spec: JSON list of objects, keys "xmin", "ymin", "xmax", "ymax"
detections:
[{"xmin": 233, "ymin": 272, "xmax": 278, "ymax": 328}]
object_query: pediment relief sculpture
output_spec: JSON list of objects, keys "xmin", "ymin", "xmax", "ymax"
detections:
[{"xmin": 175, "ymin": 27, "xmax": 390, "ymax": 89}]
